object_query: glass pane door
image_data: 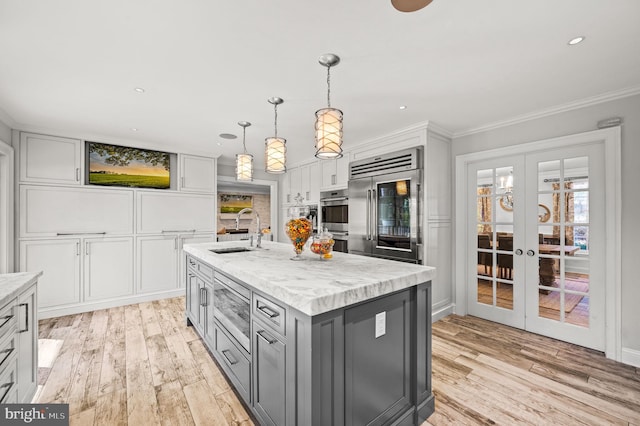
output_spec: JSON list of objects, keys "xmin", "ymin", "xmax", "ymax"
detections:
[
  {"xmin": 376, "ymin": 180, "xmax": 411, "ymax": 251},
  {"xmin": 467, "ymin": 156, "xmax": 525, "ymax": 329}
]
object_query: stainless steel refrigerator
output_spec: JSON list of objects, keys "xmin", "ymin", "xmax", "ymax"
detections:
[{"xmin": 348, "ymin": 147, "xmax": 423, "ymax": 264}]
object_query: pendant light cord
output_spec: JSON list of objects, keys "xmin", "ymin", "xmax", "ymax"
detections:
[
  {"xmin": 242, "ymin": 126, "xmax": 247, "ymax": 154},
  {"xmin": 274, "ymin": 103, "xmax": 278, "ymax": 139},
  {"xmin": 326, "ymin": 65, "xmax": 332, "ymax": 108}
]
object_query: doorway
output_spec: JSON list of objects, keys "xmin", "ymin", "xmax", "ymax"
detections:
[{"xmin": 455, "ymin": 128, "xmax": 620, "ymax": 357}]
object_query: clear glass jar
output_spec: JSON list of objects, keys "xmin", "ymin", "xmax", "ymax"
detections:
[
  {"xmin": 310, "ymin": 228, "xmax": 335, "ymax": 260},
  {"xmin": 285, "ymin": 201, "xmax": 312, "ymax": 260}
]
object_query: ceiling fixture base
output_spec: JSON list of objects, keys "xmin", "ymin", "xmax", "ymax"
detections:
[{"xmin": 318, "ymin": 54, "xmax": 340, "ymax": 68}]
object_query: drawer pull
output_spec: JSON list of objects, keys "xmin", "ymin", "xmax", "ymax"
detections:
[
  {"xmin": 0, "ymin": 315, "xmax": 13, "ymax": 332},
  {"xmin": 257, "ymin": 305, "xmax": 279, "ymax": 319},
  {"xmin": 257, "ymin": 330, "xmax": 277, "ymax": 345},
  {"xmin": 221, "ymin": 349, "xmax": 238, "ymax": 366},
  {"xmin": 0, "ymin": 347, "xmax": 15, "ymax": 370},
  {"xmin": 0, "ymin": 381, "xmax": 14, "ymax": 404},
  {"xmin": 18, "ymin": 303, "xmax": 29, "ymax": 333}
]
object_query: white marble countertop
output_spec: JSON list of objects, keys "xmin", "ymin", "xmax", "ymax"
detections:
[
  {"xmin": 184, "ymin": 241, "xmax": 435, "ymax": 316},
  {"xmin": 0, "ymin": 271, "xmax": 43, "ymax": 307}
]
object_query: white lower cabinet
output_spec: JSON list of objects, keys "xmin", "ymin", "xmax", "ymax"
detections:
[
  {"xmin": 20, "ymin": 237, "xmax": 134, "ymax": 312},
  {"xmin": 84, "ymin": 237, "xmax": 134, "ymax": 301},
  {"xmin": 19, "ymin": 239, "xmax": 81, "ymax": 308},
  {"xmin": 138, "ymin": 233, "xmax": 215, "ymax": 293}
]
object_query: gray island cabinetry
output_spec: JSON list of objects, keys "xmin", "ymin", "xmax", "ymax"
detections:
[{"xmin": 184, "ymin": 241, "xmax": 435, "ymax": 426}]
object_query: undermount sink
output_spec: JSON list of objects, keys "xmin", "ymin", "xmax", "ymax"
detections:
[{"xmin": 209, "ymin": 247, "xmax": 252, "ymax": 254}]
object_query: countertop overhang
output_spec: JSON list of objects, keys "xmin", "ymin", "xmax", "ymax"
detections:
[
  {"xmin": 0, "ymin": 271, "xmax": 43, "ymax": 307},
  {"xmin": 184, "ymin": 241, "xmax": 435, "ymax": 316}
]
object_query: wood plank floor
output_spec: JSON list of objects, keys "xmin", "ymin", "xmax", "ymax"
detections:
[{"xmin": 35, "ymin": 298, "xmax": 640, "ymax": 425}]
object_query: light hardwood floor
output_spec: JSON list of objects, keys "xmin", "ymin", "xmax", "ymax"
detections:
[{"xmin": 35, "ymin": 298, "xmax": 640, "ymax": 425}]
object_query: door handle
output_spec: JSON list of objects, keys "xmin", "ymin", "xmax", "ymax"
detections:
[
  {"xmin": 366, "ymin": 189, "xmax": 372, "ymax": 240},
  {"xmin": 527, "ymin": 249, "xmax": 535, "ymax": 256},
  {"xmin": 515, "ymin": 249, "xmax": 523, "ymax": 255}
]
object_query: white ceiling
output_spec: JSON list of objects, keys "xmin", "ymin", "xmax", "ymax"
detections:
[{"xmin": 1, "ymin": 0, "xmax": 639, "ymax": 167}]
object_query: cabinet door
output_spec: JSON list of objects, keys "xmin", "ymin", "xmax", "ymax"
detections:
[
  {"xmin": 19, "ymin": 133, "xmax": 82, "ymax": 185},
  {"xmin": 20, "ymin": 185, "xmax": 134, "ymax": 237},
  {"xmin": 181, "ymin": 154, "xmax": 216, "ymax": 193},
  {"xmin": 185, "ymin": 268, "xmax": 201, "ymax": 327},
  {"xmin": 280, "ymin": 173, "xmax": 291, "ymax": 205},
  {"xmin": 289, "ymin": 167, "xmax": 301, "ymax": 202},
  {"xmin": 137, "ymin": 236, "xmax": 179, "ymax": 293},
  {"xmin": 321, "ymin": 160, "xmax": 337, "ymax": 188},
  {"xmin": 17, "ymin": 284, "xmax": 37, "ymax": 403},
  {"xmin": 335, "ymin": 155, "xmax": 350, "ymax": 188},
  {"xmin": 253, "ymin": 324, "xmax": 286, "ymax": 426},
  {"xmin": 84, "ymin": 237, "xmax": 134, "ymax": 301},
  {"xmin": 19, "ymin": 239, "xmax": 80, "ymax": 308},
  {"xmin": 300, "ymin": 162, "xmax": 320, "ymax": 203},
  {"xmin": 137, "ymin": 192, "xmax": 215, "ymax": 234}
]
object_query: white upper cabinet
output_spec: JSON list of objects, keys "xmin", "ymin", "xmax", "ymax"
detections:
[
  {"xmin": 19, "ymin": 133, "xmax": 82, "ymax": 185},
  {"xmin": 320, "ymin": 154, "xmax": 349, "ymax": 190},
  {"xmin": 300, "ymin": 162, "xmax": 320, "ymax": 203},
  {"xmin": 20, "ymin": 185, "xmax": 134, "ymax": 237},
  {"xmin": 137, "ymin": 191, "xmax": 215, "ymax": 234},
  {"xmin": 180, "ymin": 154, "xmax": 216, "ymax": 193}
]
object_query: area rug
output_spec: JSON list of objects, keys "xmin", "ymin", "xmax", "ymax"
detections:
[{"xmin": 477, "ymin": 275, "xmax": 588, "ymax": 313}]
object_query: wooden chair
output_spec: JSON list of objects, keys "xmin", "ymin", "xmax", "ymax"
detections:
[
  {"xmin": 497, "ymin": 235, "xmax": 513, "ymax": 280},
  {"xmin": 477, "ymin": 234, "xmax": 492, "ymax": 276}
]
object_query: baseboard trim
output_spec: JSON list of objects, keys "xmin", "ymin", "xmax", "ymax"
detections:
[
  {"xmin": 621, "ymin": 347, "xmax": 640, "ymax": 368},
  {"xmin": 38, "ymin": 289, "xmax": 184, "ymax": 319},
  {"xmin": 432, "ymin": 302, "xmax": 454, "ymax": 322}
]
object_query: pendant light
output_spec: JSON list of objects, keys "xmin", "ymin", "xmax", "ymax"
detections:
[
  {"xmin": 265, "ymin": 97, "xmax": 286, "ymax": 174},
  {"xmin": 315, "ymin": 53, "xmax": 343, "ymax": 159},
  {"xmin": 236, "ymin": 121, "xmax": 253, "ymax": 181}
]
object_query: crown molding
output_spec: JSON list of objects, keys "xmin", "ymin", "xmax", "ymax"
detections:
[{"xmin": 454, "ymin": 85, "xmax": 640, "ymax": 139}]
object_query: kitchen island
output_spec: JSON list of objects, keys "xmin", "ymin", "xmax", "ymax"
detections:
[{"xmin": 184, "ymin": 241, "xmax": 435, "ymax": 426}]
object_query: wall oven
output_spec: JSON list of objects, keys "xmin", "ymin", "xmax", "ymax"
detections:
[
  {"xmin": 213, "ymin": 271, "xmax": 251, "ymax": 353},
  {"xmin": 320, "ymin": 189, "xmax": 348, "ymax": 253}
]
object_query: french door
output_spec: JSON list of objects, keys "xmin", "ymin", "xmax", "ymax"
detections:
[{"xmin": 467, "ymin": 143, "xmax": 605, "ymax": 350}]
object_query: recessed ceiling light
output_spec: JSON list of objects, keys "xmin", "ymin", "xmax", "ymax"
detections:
[
  {"xmin": 568, "ymin": 36, "xmax": 585, "ymax": 46},
  {"xmin": 216, "ymin": 142, "xmax": 222, "ymax": 146},
  {"xmin": 219, "ymin": 133, "xmax": 237, "ymax": 140},
  {"xmin": 399, "ymin": 105, "xmax": 407, "ymax": 110},
  {"xmin": 134, "ymin": 87, "xmax": 145, "ymax": 93},
  {"xmin": 131, "ymin": 128, "xmax": 138, "ymax": 132}
]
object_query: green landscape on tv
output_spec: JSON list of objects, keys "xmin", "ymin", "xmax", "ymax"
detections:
[{"xmin": 87, "ymin": 142, "xmax": 171, "ymax": 189}]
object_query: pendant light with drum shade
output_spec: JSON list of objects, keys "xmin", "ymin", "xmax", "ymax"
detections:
[
  {"xmin": 265, "ymin": 97, "xmax": 287, "ymax": 174},
  {"xmin": 235, "ymin": 121, "xmax": 253, "ymax": 181},
  {"xmin": 315, "ymin": 54, "xmax": 343, "ymax": 159}
]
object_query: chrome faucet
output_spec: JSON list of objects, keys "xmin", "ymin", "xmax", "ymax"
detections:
[
  {"xmin": 235, "ymin": 207, "xmax": 253, "ymax": 230},
  {"xmin": 255, "ymin": 212, "xmax": 263, "ymax": 248}
]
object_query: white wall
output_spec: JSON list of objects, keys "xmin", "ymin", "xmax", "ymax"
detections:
[
  {"xmin": 452, "ymin": 93, "xmax": 640, "ymax": 355},
  {"xmin": 0, "ymin": 119, "xmax": 11, "ymax": 145}
]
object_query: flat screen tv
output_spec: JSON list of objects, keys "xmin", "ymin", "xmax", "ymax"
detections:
[{"xmin": 86, "ymin": 142, "xmax": 171, "ymax": 189}]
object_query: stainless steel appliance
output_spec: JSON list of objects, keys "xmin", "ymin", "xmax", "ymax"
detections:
[
  {"xmin": 320, "ymin": 189, "xmax": 348, "ymax": 253},
  {"xmin": 348, "ymin": 147, "xmax": 423, "ymax": 263},
  {"xmin": 213, "ymin": 271, "xmax": 251, "ymax": 353}
]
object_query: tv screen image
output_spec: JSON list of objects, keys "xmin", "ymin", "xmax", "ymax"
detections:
[{"xmin": 87, "ymin": 142, "xmax": 171, "ymax": 189}]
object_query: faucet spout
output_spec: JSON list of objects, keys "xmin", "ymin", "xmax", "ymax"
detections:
[{"xmin": 235, "ymin": 208, "xmax": 253, "ymax": 230}]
